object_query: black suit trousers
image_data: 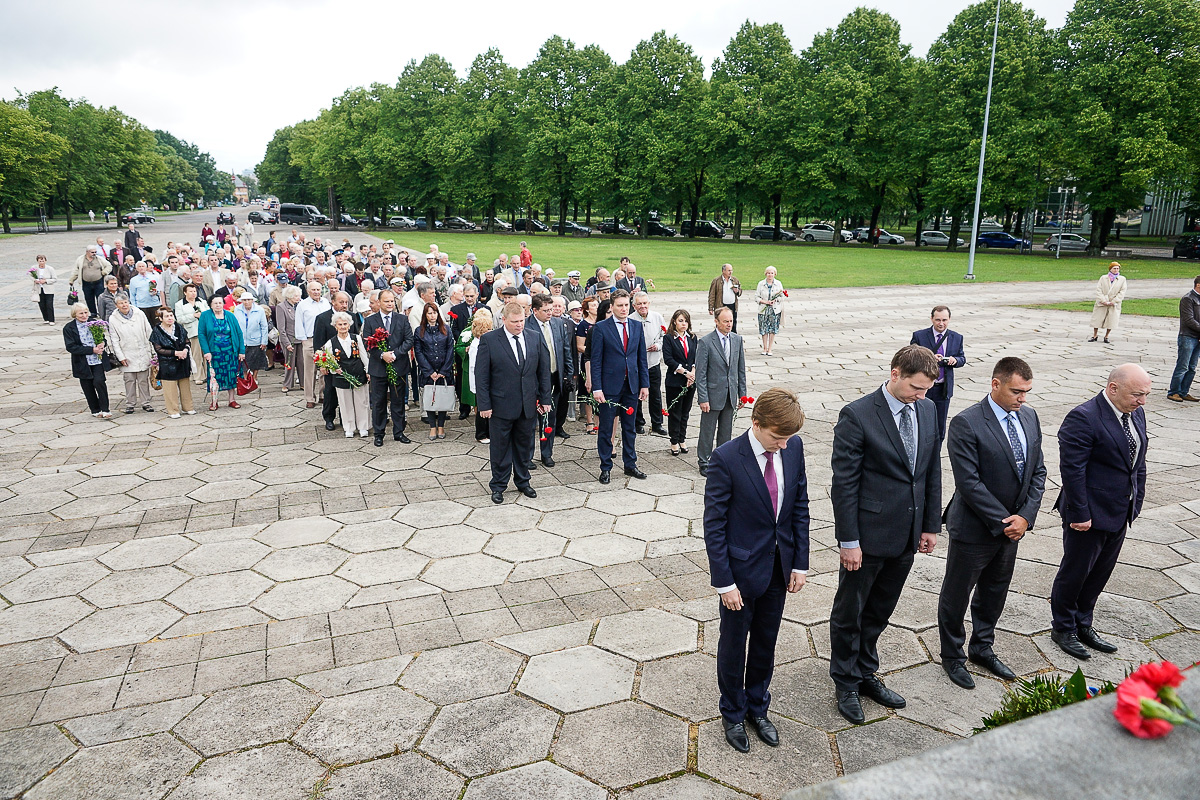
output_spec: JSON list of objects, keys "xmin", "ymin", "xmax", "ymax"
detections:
[
  {"xmin": 490, "ymin": 412, "xmax": 534, "ymax": 493},
  {"xmin": 829, "ymin": 550, "xmax": 914, "ymax": 692},
  {"xmin": 539, "ymin": 373, "xmax": 562, "ymax": 462},
  {"xmin": 926, "ymin": 382, "xmax": 950, "ymax": 441},
  {"xmin": 370, "ymin": 374, "xmax": 407, "ymax": 435},
  {"xmin": 936, "ymin": 536, "xmax": 1017, "ymax": 663},
  {"xmin": 597, "ymin": 380, "xmax": 638, "ymax": 470},
  {"xmin": 1050, "ymin": 524, "xmax": 1126, "ymax": 633},
  {"xmin": 322, "ymin": 374, "xmax": 339, "ymax": 424},
  {"xmin": 637, "ymin": 364, "xmax": 663, "ymax": 429},
  {"xmin": 717, "ymin": 549, "xmax": 787, "ymax": 724}
]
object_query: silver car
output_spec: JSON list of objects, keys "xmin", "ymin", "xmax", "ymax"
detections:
[
  {"xmin": 800, "ymin": 223, "xmax": 853, "ymax": 243},
  {"xmin": 1043, "ymin": 233, "xmax": 1089, "ymax": 252},
  {"xmin": 919, "ymin": 230, "xmax": 964, "ymax": 247}
]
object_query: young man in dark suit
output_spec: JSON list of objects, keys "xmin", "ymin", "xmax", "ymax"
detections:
[
  {"xmin": 312, "ymin": 292, "xmax": 358, "ymax": 431},
  {"xmin": 829, "ymin": 345, "xmax": 943, "ymax": 724},
  {"xmin": 705, "ymin": 388, "xmax": 810, "ymax": 753},
  {"xmin": 362, "ymin": 290, "xmax": 414, "ymax": 446},
  {"xmin": 910, "ymin": 305, "xmax": 966, "ymax": 442},
  {"xmin": 1050, "ymin": 363, "xmax": 1151, "ymax": 659},
  {"xmin": 475, "ymin": 301, "xmax": 553, "ymax": 504},
  {"xmin": 590, "ymin": 289, "xmax": 650, "ymax": 483},
  {"xmin": 527, "ymin": 294, "xmax": 574, "ymax": 467},
  {"xmin": 937, "ymin": 357, "xmax": 1047, "ymax": 689}
]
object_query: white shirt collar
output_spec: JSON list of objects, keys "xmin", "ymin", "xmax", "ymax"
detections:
[
  {"xmin": 882, "ymin": 382, "xmax": 913, "ymax": 417},
  {"xmin": 1101, "ymin": 391, "xmax": 1127, "ymax": 421}
]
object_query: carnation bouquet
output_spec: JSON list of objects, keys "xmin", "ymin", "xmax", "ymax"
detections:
[
  {"xmin": 364, "ymin": 328, "xmax": 398, "ymax": 385},
  {"xmin": 86, "ymin": 319, "xmax": 109, "ymax": 345},
  {"xmin": 314, "ymin": 348, "xmax": 363, "ymax": 388}
]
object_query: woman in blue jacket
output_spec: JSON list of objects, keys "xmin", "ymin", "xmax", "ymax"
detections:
[
  {"xmin": 413, "ymin": 302, "xmax": 455, "ymax": 439},
  {"xmin": 233, "ymin": 293, "xmax": 271, "ymax": 383},
  {"xmin": 198, "ymin": 295, "xmax": 245, "ymax": 410}
]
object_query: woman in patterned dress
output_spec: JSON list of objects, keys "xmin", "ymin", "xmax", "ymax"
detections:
[{"xmin": 198, "ymin": 295, "xmax": 245, "ymax": 411}]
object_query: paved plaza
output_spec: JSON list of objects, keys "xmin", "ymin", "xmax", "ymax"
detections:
[{"xmin": 0, "ymin": 229, "xmax": 1199, "ymax": 798}]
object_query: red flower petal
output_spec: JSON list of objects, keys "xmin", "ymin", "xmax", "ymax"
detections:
[
  {"xmin": 1114, "ymin": 678, "xmax": 1175, "ymax": 739},
  {"xmin": 625, "ymin": 407, "xmax": 634, "ymax": 416},
  {"xmin": 1129, "ymin": 662, "xmax": 1186, "ymax": 690}
]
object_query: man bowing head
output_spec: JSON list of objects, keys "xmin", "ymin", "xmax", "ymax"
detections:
[{"xmin": 704, "ymin": 388, "xmax": 810, "ymax": 753}]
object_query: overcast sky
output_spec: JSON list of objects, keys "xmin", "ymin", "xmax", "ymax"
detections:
[{"xmin": 3, "ymin": 0, "xmax": 1073, "ymax": 176}]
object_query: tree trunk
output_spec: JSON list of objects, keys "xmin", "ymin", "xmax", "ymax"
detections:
[
  {"xmin": 674, "ymin": 200, "xmax": 683, "ymax": 226},
  {"xmin": 329, "ymin": 187, "xmax": 339, "ymax": 231},
  {"xmin": 425, "ymin": 208, "xmax": 436, "ymax": 232},
  {"xmin": 734, "ymin": 202, "xmax": 743, "ymax": 242},
  {"xmin": 832, "ymin": 218, "xmax": 845, "ymax": 247},
  {"xmin": 585, "ymin": 201, "xmax": 592, "ymax": 227},
  {"xmin": 914, "ymin": 217, "xmax": 925, "ymax": 247},
  {"xmin": 65, "ymin": 190, "xmax": 73, "ymax": 232},
  {"xmin": 1089, "ymin": 206, "xmax": 1116, "ymax": 252},
  {"xmin": 789, "ymin": 209, "xmax": 799, "ymax": 229},
  {"xmin": 947, "ymin": 214, "xmax": 963, "ymax": 252},
  {"xmin": 486, "ymin": 201, "xmax": 496, "ymax": 233},
  {"xmin": 772, "ymin": 193, "xmax": 782, "ymax": 241},
  {"xmin": 688, "ymin": 197, "xmax": 699, "ymax": 239},
  {"xmin": 558, "ymin": 195, "xmax": 568, "ymax": 236},
  {"xmin": 572, "ymin": 200, "xmax": 578, "ymax": 222},
  {"xmin": 1, "ymin": 205, "xmax": 9, "ymax": 234}
]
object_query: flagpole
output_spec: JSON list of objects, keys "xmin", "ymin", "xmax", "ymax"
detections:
[{"xmin": 965, "ymin": 0, "xmax": 1002, "ymax": 280}]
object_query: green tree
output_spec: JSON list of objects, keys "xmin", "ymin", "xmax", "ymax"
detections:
[
  {"xmin": 154, "ymin": 143, "xmax": 202, "ymax": 208},
  {"xmin": 155, "ymin": 130, "xmax": 232, "ymax": 201},
  {"xmin": 0, "ymin": 101, "xmax": 66, "ymax": 232},
  {"xmin": 257, "ymin": 125, "xmax": 320, "ymax": 205}
]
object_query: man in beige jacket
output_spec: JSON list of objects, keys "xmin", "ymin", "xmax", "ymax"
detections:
[
  {"xmin": 708, "ymin": 263, "xmax": 742, "ymax": 333},
  {"xmin": 1090, "ymin": 262, "xmax": 1127, "ymax": 344},
  {"xmin": 68, "ymin": 245, "xmax": 113, "ymax": 316}
]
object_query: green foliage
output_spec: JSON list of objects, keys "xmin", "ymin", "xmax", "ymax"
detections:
[
  {"xmin": 976, "ymin": 668, "xmax": 1116, "ymax": 733},
  {"xmin": 0, "ymin": 101, "xmax": 67, "ymax": 219},
  {"xmin": 154, "ymin": 130, "xmax": 231, "ymax": 201},
  {"xmin": 1023, "ymin": 298, "xmax": 1182, "ymax": 317}
]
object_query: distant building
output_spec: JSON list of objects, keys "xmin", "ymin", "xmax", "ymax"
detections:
[{"xmin": 232, "ymin": 175, "xmax": 249, "ymax": 204}]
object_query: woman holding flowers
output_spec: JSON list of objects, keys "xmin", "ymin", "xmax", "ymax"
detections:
[
  {"xmin": 64, "ymin": 303, "xmax": 112, "ymax": 418},
  {"xmin": 198, "ymin": 295, "xmax": 245, "ymax": 411},
  {"xmin": 108, "ymin": 293, "xmax": 155, "ymax": 414},
  {"xmin": 320, "ymin": 311, "xmax": 371, "ymax": 438},
  {"xmin": 755, "ymin": 266, "xmax": 786, "ymax": 356},
  {"xmin": 30, "ymin": 255, "xmax": 57, "ymax": 324}
]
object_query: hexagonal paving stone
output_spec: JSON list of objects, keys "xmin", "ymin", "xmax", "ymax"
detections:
[
  {"xmin": 1091, "ymin": 591, "xmax": 1180, "ymax": 640},
  {"xmin": 406, "ymin": 526, "xmax": 491, "ymax": 558},
  {"xmin": 0, "ymin": 597, "xmax": 94, "ymax": 646},
  {"xmin": 400, "ymin": 642, "xmax": 522, "ymax": 704},
  {"xmin": 639, "ymin": 652, "xmax": 721, "ymax": 720},
  {"xmin": 621, "ymin": 775, "xmax": 746, "ymax": 799},
  {"xmin": 255, "ymin": 516, "xmax": 342, "ymax": 548},
  {"xmin": 175, "ymin": 680, "xmax": 320, "ymax": 756},
  {"xmin": 421, "ymin": 554, "xmax": 512, "ymax": 591},
  {"xmin": 174, "ymin": 540, "xmax": 271, "ymax": 576},
  {"xmin": 189, "ymin": 479, "xmax": 265, "ymax": 503},
  {"xmin": 98, "ymin": 535, "xmax": 196, "ymax": 570},
  {"xmin": 128, "ymin": 476, "xmax": 201, "ymax": 501},
  {"xmin": 22, "ymin": 733, "xmax": 197, "ymax": 800},
  {"xmin": 565, "ymin": 534, "xmax": 646, "ymax": 567},
  {"xmin": 654, "ymin": 493, "xmax": 706, "ymax": 520},
  {"xmin": 462, "ymin": 761, "xmax": 607, "ymax": 800},
  {"xmin": 293, "ymin": 685, "xmax": 435, "ymax": 764},
  {"xmin": 835, "ymin": 717, "xmax": 956, "ymax": 774},
  {"xmin": 1033, "ymin": 631, "xmax": 1159, "ymax": 684},
  {"xmin": 254, "ymin": 544, "xmax": 349, "ymax": 581},
  {"xmin": 697, "ymin": 715, "xmax": 836, "ymax": 796},
  {"xmin": 484, "ymin": 531, "xmax": 567, "ymax": 562},
  {"xmin": 394, "ymin": 500, "xmax": 472, "ymax": 528},
  {"xmin": 594, "ymin": 609, "xmax": 698, "ymax": 661},
  {"xmin": 1152, "ymin": 631, "xmax": 1200, "ymax": 664},
  {"xmin": 890, "ymin": 662, "xmax": 1008, "ymax": 736},
  {"xmin": 323, "ymin": 752, "xmax": 462, "ymax": 800},
  {"xmin": 67, "ymin": 474, "xmax": 141, "ymax": 498},
  {"xmin": 810, "ymin": 623, "xmax": 927, "ymax": 672},
  {"xmin": 420, "ymin": 693, "xmax": 558, "ymax": 776},
  {"xmin": 167, "ymin": 571, "xmax": 273, "ymax": 613},
  {"xmin": 0, "ymin": 561, "xmax": 109, "ymax": 604},
  {"xmin": 769, "ymin": 659, "xmax": 888, "ymax": 732},
  {"xmin": 517, "ymin": 646, "xmax": 635, "ymax": 712},
  {"xmin": 168, "ymin": 743, "xmax": 324, "ymax": 800},
  {"xmin": 59, "ymin": 601, "xmax": 182, "ymax": 652},
  {"xmin": 337, "ymin": 549, "xmax": 429, "ymax": 586},
  {"xmin": 253, "ymin": 575, "xmax": 358, "ymax": 619},
  {"xmin": 614, "ymin": 511, "xmax": 691, "ymax": 542},
  {"xmin": 464, "ymin": 505, "xmax": 543, "ymax": 534},
  {"xmin": 195, "ymin": 462, "xmax": 265, "ymax": 483},
  {"xmin": 555, "ymin": 701, "xmax": 688, "ymax": 789},
  {"xmin": 0, "ymin": 725, "xmax": 77, "ymax": 799},
  {"xmin": 537, "ymin": 506, "xmax": 617, "ymax": 539},
  {"xmin": 329, "ymin": 520, "xmax": 414, "ymax": 552},
  {"xmin": 79, "ymin": 566, "xmax": 190, "ymax": 608},
  {"xmin": 515, "ymin": 485, "xmax": 589, "ymax": 513}
]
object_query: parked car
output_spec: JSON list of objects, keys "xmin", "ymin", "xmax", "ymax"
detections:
[
  {"xmin": 749, "ymin": 225, "xmax": 796, "ymax": 241},
  {"xmin": 247, "ymin": 210, "xmax": 276, "ymax": 224},
  {"xmin": 414, "ymin": 219, "xmax": 445, "ymax": 231},
  {"xmin": 1043, "ymin": 232, "xmax": 1089, "ymax": 252},
  {"xmin": 121, "ymin": 210, "xmax": 156, "ymax": 224},
  {"xmin": 551, "ymin": 220, "xmax": 592, "ymax": 236},
  {"xmin": 488, "ymin": 217, "xmax": 513, "ymax": 231},
  {"xmin": 799, "ymin": 223, "xmax": 852, "ymax": 243},
  {"xmin": 919, "ymin": 230, "xmax": 965, "ymax": 247},
  {"xmin": 514, "ymin": 218, "xmax": 550, "ymax": 232},
  {"xmin": 338, "ymin": 213, "xmax": 359, "ymax": 226},
  {"xmin": 216, "ymin": 211, "xmax": 235, "ymax": 224},
  {"xmin": 637, "ymin": 220, "xmax": 677, "ymax": 237},
  {"xmin": 597, "ymin": 219, "xmax": 637, "ymax": 236},
  {"xmin": 1173, "ymin": 235, "xmax": 1200, "ymax": 259},
  {"xmin": 388, "ymin": 216, "xmax": 417, "ymax": 229},
  {"xmin": 681, "ymin": 219, "xmax": 726, "ymax": 238},
  {"xmin": 442, "ymin": 216, "xmax": 478, "ymax": 231},
  {"xmin": 976, "ymin": 231, "xmax": 1023, "ymax": 249},
  {"xmin": 358, "ymin": 216, "xmax": 382, "ymax": 227},
  {"xmin": 278, "ymin": 203, "xmax": 328, "ymax": 226}
]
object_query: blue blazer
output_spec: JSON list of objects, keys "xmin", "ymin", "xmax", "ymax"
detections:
[
  {"xmin": 590, "ymin": 315, "xmax": 650, "ymax": 396},
  {"xmin": 704, "ymin": 431, "xmax": 810, "ymax": 599},
  {"xmin": 1053, "ymin": 393, "xmax": 1148, "ymax": 531},
  {"xmin": 910, "ymin": 327, "xmax": 966, "ymax": 395}
]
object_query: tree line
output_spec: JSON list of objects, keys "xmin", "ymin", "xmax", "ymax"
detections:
[
  {"xmin": 256, "ymin": 0, "xmax": 1200, "ymax": 252},
  {"xmin": 0, "ymin": 88, "xmax": 233, "ymax": 233}
]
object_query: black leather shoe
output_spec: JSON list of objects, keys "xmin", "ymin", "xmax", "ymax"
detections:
[
  {"xmin": 860, "ymin": 674, "xmax": 905, "ymax": 709},
  {"xmin": 970, "ymin": 652, "xmax": 1017, "ymax": 681},
  {"xmin": 747, "ymin": 716, "xmax": 779, "ymax": 747},
  {"xmin": 373, "ymin": 436, "xmax": 384, "ymax": 447},
  {"xmin": 519, "ymin": 486, "xmax": 537, "ymax": 498},
  {"xmin": 556, "ymin": 430, "xmax": 571, "ymax": 440},
  {"xmin": 458, "ymin": 411, "xmax": 470, "ymax": 420},
  {"xmin": 1051, "ymin": 630, "xmax": 1091, "ymax": 660},
  {"xmin": 943, "ymin": 660, "xmax": 975, "ymax": 690},
  {"xmin": 723, "ymin": 721, "xmax": 749, "ymax": 753},
  {"xmin": 528, "ymin": 461, "xmax": 537, "ymax": 470},
  {"xmin": 836, "ymin": 690, "xmax": 865, "ymax": 725},
  {"xmin": 652, "ymin": 427, "xmax": 668, "ymax": 437},
  {"xmin": 599, "ymin": 470, "xmax": 611, "ymax": 484},
  {"xmin": 395, "ymin": 433, "xmax": 411, "ymax": 444},
  {"xmin": 624, "ymin": 466, "xmax": 647, "ymax": 479},
  {"xmin": 541, "ymin": 457, "xmax": 555, "ymax": 468},
  {"xmin": 1077, "ymin": 626, "xmax": 1118, "ymax": 654},
  {"xmin": 491, "ymin": 492, "xmax": 504, "ymax": 504},
  {"xmin": 699, "ymin": 465, "xmax": 708, "ymax": 477},
  {"xmin": 325, "ymin": 421, "xmax": 336, "ymax": 431},
  {"xmin": 636, "ymin": 425, "xmax": 645, "ymax": 434}
]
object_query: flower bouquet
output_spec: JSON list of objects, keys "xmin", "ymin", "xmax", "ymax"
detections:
[
  {"xmin": 149, "ymin": 353, "xmax": 162, "ymax": 390},
  {"xmin": 68, "ymin": 288, "xmax": 80, "ymax": 306},
  {"xmin": 28, "ymin": 267, "xmax": 39, "ymax": 278},
  {"xmin": 86, "ymin": 319, "xmax": 109, "ymax": 345},
  {"xmin": 364, "ymin": 328, "xmax": 398, "ymax": 385},
  {"xmin": 1115, "ymin": 661, "xmax": 1199, "ymax": 739},
  {"xmin": 314, "ymin": 348, "xmax": 363, "ymax": 388}
]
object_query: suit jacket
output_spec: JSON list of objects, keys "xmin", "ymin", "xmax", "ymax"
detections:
[
  {"xmin": 527, "ymin": 315, "xmax": 575, "ymax": 385},
  {"xmin": 590, "ymin": 315, "xmax": 650, "ymax": 396},
  {"xmin": 123, "ymin": 228, "xmax": 140, "ymax": 253},
  {"xmin": 695, "ymin": 330, "xmax": 746, "ymax": 410},
  {"xmin": 945, "ymin": 398, "xmax": 1047, "ymax": 544},
  {"xmin": 910, "ymin": 327, "xmax": 966, "ymax": 397},
  {"xmin": 708, "ymin": 275, "xmax": 741, "ymax": 313},
  {"xmin": 312, "ymin": 308, "xmax": 360, "ymax": 353},
  {"xmin": 449, "ymin": 301, "xmax": 484, "ymax": 341},
  {"xmin": 662, "ymin": 333, "xmax": 697, "ymax": 388},
  {"xmin": 361, "ymin": 311, "xmax": 414, "ymax": 380},
  {"xmin": 704, "ymin": 432, "xmax": 810, "ymax": 599},
  {"xmin": 615, "ymin": 276, "xmax": 647, "ymax": 294},
  {"xmin": 831, "ymin": 387, "xmax": 943, "ymax": 557},
  {"xmin": 1053, "ymin": 392, "xmax": 1148, "ymax": 531},
  {"xmin": 474, "ymin": 326, "xmax": 551, "ymax": 420}
]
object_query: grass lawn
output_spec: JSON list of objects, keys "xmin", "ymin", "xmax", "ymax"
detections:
[
  {"xmin": 373, "ymin": 232, "xmax": 1199, "ymax": 292},
  {"xmin": 1022, "ymin": 298, "xmax": 1181, "ymax": 317}
]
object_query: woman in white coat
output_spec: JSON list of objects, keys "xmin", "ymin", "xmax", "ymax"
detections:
[
  {"xmin": 108, "ymin": 294, "xmax": 155, "ymax": 413},
  {"xmin": 31, "ymin": 255, "xmax": 57, "ymax": 324},
  {"xmin": 175, "ymin": 283, "xmax": 207, "ymax": 385},
  {"xmin": 1090, "ymin": 261, "xmax": 1127, "ymax": 343}
]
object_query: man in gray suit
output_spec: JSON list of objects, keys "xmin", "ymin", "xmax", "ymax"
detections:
[
  {"xmin": 695, "ymin": 307, "xmax": 747, "ymax": 477},
  {"xmin": 829, "ymin": 345, "xmax": 942, "ymax": 724},
  {"xmin": 528, "ymin": 293, "xmax": 575, "ymax": 467},
  {"xmin": 937, "ymin": 357, "xmax": 1046, "ymax": 689}
]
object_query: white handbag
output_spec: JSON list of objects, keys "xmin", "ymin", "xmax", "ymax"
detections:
[{"xmin": 422, "ymin": 378, "xmax": 457, "ymax": 413}]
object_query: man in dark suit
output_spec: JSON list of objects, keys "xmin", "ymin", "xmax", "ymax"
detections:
[
  {"xmin": 313, "ymin": 292, "xmax": 359, "ymax": 432},
  {"xmin": 696, "ymin": 307, "xmax": 747, "ymax": 477},
  {"xmin": 830, "ymin": 345, "xmax": 942, "ymax": 724},
  {"xmin": 615, "ymin": 263, "xmax": 648, "ymax": 294},
  {"xmin": 123, "ymin": 221, "xmax": 140, "ymax": 254},
  {"xmin": 476, "ymin": 301, "xmax": 553, "ymax": 504},
  {"xmin": 591, "ymin": 289, "xmax": 651, "ymax": 484},
  {"xmin": 362, "ymin": 290, "xmax": 414, "ymax": 446},
  {"xmin": 704, "ymin": 388, "xmax": 810, "ymax": 753},
  {"xmin": 937, "ymin": 357, "xmax": 1047, "ymax": 689},
  {"xmin": 910, "ymin": 305, "xmax": 966, "ymax": 442},
  {"xmin": 527, "ymin": 294, "xmax": 574, "ymax": 467},
  {"xmin": 449, "ymin": 283, "xmax": 485, "ymax": 420},
  {"xmin": 1049, "ymin": 363, "xmax": 1151, "ymax": 659}
]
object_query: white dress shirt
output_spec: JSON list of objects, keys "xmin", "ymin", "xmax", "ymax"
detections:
[
  {"xmin": 1101, "ymin": 391, "xmax": 1141, "ymax": 466},
  {"xmin": 508, "ymin": 331, "xmax": 526, "ymax": 364}
]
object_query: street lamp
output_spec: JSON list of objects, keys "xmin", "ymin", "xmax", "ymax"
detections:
[{"xmin": 965, "ymin": 0, "xmax": 1003, "ymax": 281}]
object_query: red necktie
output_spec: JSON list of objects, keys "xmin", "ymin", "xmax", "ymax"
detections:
[
  {"xmin": 621, "ymin": 322, "xmax": 628, "ymax": 352},
  {"xmin": 681, "ymin": 336, "xmax": 688, "ymax": 358}
]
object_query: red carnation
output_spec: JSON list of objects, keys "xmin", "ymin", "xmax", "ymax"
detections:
[
  {"xmin": 1129, "ymin": 662, "xmax": 1186, "ymax": 690},
  {"xmin": 544, "ymin": 426, "xmax": 554, "ymax": 435},
  {"xmin": 1114, "ymin": 678, "xmax": 1176, "ymax": 739},
  {"xmin": 662, "ymin": 410, "xmax": 669, "ymax": 416},
  {"xmin": 661, "ymin": 325, "xmax": 667, "ymax": 332},
  {"xmin": 783, "ymin": 290, "xmax": 789, "ymax": 297},
  {"xmin": 449, "ymin": 312, "xmax": 457, "ymax": 319},
  {"xmin": 625, "ymin": 407, "xmax": 634, "ymax": 416}
]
